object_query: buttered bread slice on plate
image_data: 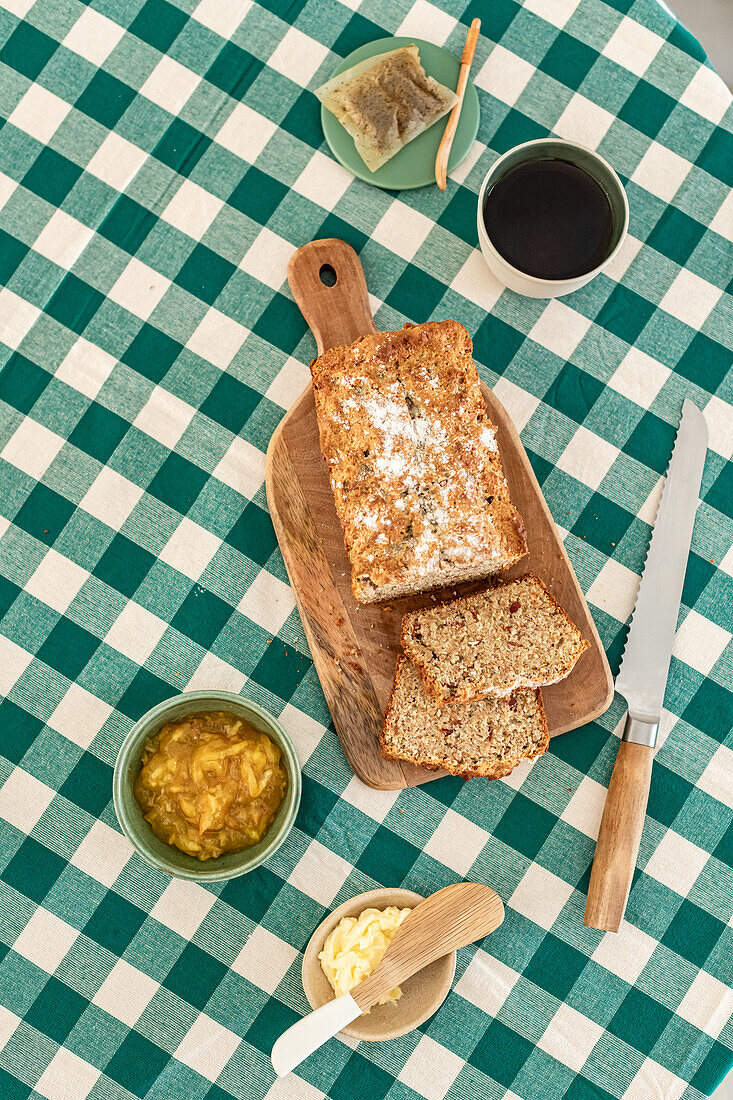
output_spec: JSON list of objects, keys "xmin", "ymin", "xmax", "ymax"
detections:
[{"xmin": 309, "ymin": 320, "xmax": 527, "ymax": 603}]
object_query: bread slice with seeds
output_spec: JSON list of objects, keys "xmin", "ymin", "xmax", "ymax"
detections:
[
  {"xmin": 401, "ymin": 574, "xmax": 589, "ymax": 704},
  {"xmin": 380, "ymin": 658, "xmax": 549, "ymax": 780}
]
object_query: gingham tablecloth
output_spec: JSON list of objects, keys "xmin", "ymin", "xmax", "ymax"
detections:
[{"xmin": 0, "ymin": 0, "xmax": 731, "ymax": 1097}]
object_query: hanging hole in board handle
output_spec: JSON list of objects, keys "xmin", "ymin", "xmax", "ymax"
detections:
[{"xmin": 319, "ymin": 263, "xmax": 337, "ymax": 287}]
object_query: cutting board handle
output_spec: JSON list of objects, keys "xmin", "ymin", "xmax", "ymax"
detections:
[{"xmin": 288, "ymin": 239, "xmax": 377, "ymax": 355}]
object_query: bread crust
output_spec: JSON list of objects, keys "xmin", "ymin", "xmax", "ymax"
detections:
[
  {"xmin": 379, "ymin": 657, "xmax": 549, "ymax": 780},
  {"xmin": 310, "ymin": 320, "xmax": 527, "ymax": 604},
  {"xmin": 401, "ymin": 573, "xmax": 590, "ymax": 704}
]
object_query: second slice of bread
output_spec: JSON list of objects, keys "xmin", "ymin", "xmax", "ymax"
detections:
[
  {"xmin": 380, "ymin": 658, "xmax": 549, "ymax": 779},
  {"xmin": 401, "ymin": 574, "xmax": 589, "ymax": 703}
]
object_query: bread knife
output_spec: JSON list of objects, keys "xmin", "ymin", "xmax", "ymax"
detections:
[{"xmin": 585, "ymin": 399, "xmax": 708, "ymax": 932}]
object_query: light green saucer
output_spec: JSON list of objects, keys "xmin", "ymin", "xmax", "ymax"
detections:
[{"xmin": 320, "ymin": 36, "xmax": 480, "ymax": 191}]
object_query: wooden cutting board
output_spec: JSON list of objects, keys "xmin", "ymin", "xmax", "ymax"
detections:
[{"xmin": 266, "ymin": 239, "xmax": 613, "ymax": 790}]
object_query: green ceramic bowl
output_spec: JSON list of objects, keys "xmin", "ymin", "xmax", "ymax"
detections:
[{"xmin": 113, "ymin": 690, "xmax": 301, "ymax": 882}]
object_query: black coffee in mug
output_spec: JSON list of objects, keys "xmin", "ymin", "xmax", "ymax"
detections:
[{"xmin": 482, "ymin": 158, "xmax": 614, "ymax": 281}]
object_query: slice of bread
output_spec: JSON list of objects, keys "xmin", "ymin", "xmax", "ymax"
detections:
[
  {"xmin": 401, "ymin": 574, "xmax": 589, "ymax": 704},
  {"xmin": 380, "ymin": 658, "xmax": 549, "ymax": 780}
]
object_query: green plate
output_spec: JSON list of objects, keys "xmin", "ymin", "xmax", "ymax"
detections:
[{"xmin": 320, "ymin": 36, "xmax": 480, "ymax": 191}]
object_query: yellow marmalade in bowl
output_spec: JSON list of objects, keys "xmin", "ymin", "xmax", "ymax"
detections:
[{"xmin": 133, "ymin": 711, "xmax": 288, "ymax": 861}]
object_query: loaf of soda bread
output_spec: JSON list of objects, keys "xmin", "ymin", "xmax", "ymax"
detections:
[{"xmin": 309, "ymin": 320, "xmax": 527, "ymax": 603}]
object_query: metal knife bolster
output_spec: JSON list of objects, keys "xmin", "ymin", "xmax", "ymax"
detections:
[{"xmin": 622, "ymin": 714, "xmax": 659, "ymax": 748}]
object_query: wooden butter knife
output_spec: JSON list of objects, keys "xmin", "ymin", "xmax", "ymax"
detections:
[
  {"xmin": 271, "ymin": 882, "xmax": 504, "ymax": 1076},
  {"xmin": 435, "ymin": 19, "xmax": 481, "ymax": 191}
]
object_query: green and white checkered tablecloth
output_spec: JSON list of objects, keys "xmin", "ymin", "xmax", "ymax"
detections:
[{"xmin": 0, "ymin": 0, "xmax": 731, "ymax": 1097}]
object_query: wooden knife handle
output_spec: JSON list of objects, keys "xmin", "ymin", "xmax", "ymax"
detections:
[{"xmin": 585, "ymin": 738, "xmax": 654, "ymax": 932}]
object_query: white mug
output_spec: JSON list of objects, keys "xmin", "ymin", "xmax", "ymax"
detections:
[{"xmin": 476, "ymin": 138, "xmax": 629, "ymax": 299}]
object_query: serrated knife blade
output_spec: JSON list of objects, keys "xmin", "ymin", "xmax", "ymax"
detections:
[
  {"xmin": 615, "ymin": 398, "xmax": 708, "ymax": 734},
  {"xmin": 585, "ymin": 399, "xmax": 707, "ymax": 932}
]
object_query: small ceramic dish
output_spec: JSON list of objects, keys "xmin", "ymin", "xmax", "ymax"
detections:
[
  {"xmin": 476, "ymin": 137, "xmax": 629, "ymax": 298},
  {"xmin": 113, "ymin": 690, "xmax": 301, "ymax": 882},
  {"xmin": 320, "ymin": 36, "xmax": 480, "ymax": 190},
  {"xmin": 302, "ymin": 888, "xmax": 456, "ymax": 1041}
]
